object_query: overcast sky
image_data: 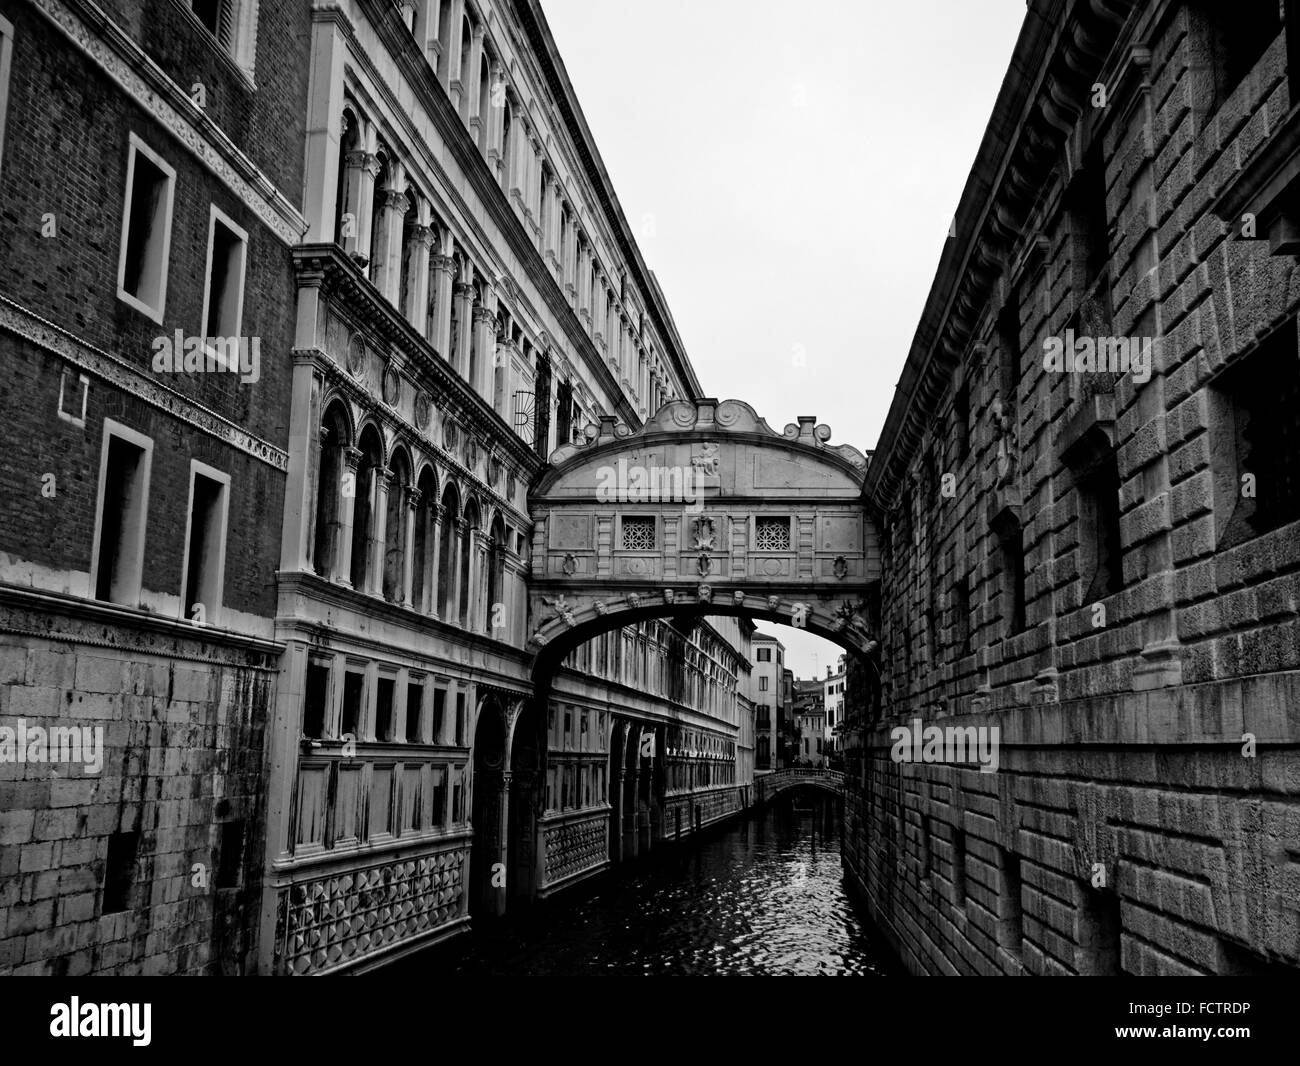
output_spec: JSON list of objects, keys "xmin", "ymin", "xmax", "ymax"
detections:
[{"xmin": 543, "ymin": 0, "xmax": 1027, "ymax": 676}]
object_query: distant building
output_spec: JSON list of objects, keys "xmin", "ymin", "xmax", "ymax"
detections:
[
  {"xmin": 823, "ymin": 655, "xmax": 846, "ymax": 752},
  {"xmin": 792, "ymin": 678, "xmax": 826, "ymax": 766},
  {"xmin": 749, "ymin": 633, "xmax": 784, "ymax": 769}
]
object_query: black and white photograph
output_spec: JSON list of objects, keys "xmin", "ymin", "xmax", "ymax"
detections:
[{"xmin": 0, "ymin": 0, "xmax": 1296, "ymax": 1038}]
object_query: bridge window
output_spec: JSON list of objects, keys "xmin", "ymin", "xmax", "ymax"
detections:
[
  {"xmin": 754, "ymin": 516, "xmax": 791, "ymax": 551},
  {"xmin": 620, "ymin": 516, "xmax": 656, "ymax": 551}
]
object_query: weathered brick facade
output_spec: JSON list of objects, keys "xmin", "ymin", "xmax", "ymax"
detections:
[
  {"xmin": 0, "ymin": 0, "xmax": 309, "ymax": 974},
  {"xmin": 844, "ymin": 0, "xmax": 1300, "ymax": 975}
]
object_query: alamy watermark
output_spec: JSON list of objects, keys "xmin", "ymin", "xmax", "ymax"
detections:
[
  {"xmin": 151, "ymin": 330, "xmax": 261, "ymax": 384},
  {"xmin": 0, "ymin": 719, "xmax": 104, "ymax": 774},
  {"xmin": 595, "ymin": 459, "xmax": 705, "ymax": 513},
  {"xmin": 890, "ymin": 717, "xmax": 1000, "ymax": 773},
  {"xmin": 1042, "ymin": 329, "xmax": 1153, "ymax": 384}
]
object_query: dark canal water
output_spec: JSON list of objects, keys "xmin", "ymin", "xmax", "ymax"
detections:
[{"xmin": 404, "ymin": 795, "xmax": 899, "ymax": 976}]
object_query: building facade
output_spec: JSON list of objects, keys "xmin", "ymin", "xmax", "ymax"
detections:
[
  {"xmin": 0, "ymin": 0, "xmax": 755, "ymax": 977},
  {"xmin": 749, "ymin": 632, "xmax": 784, "ymax": 770},
  {"xmin": 844, "ymin": 0, "xmax": 1300, "ymax": 975},
  {"xmin": 0, "ymin": 0, "xmax": 310, "ymax": 976},
  {"xmin": 824, "ymin": 655, "xmax": 846, "ymax": 754}
]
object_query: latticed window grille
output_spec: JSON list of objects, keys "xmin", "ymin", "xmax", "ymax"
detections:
[
  {"xmin": 621, "ymin": 517, "xmax": 656, "ymax": 551},
  {"xmin": 754, "ymin": 517, "xmax": 791, "ymax": 551}
]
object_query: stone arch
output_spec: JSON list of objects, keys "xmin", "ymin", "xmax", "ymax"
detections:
[
  {"xmin": 382, "ymin": 444, "xmax": 413, "ymax": 602},
  {"xmin": 313, "ymin": 397, "xmax": 354, "ymax": 577},
  {"xmin": 468, "ymin": 691, "xmax": 508, "ymax": 918},
  {"xmin": 411, "ymin": 462, "xmax": 439, "ymax": 614},
  {"xmin": 349, "ymin": 422, "xmax": 385, "ymax": 592},
  {"xmin": 438, "ymin": 480, "xmax": 462, "ymax": 620}
]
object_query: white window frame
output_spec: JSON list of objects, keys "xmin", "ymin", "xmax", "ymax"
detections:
[
  {"xmin": 89, "ymin": 420, "xmax": 154, "ymax": 608},
  {"xmin": 199, "ymin": 204, "xmax": 249, "ymax": 370},
  {"xmin": 179, "ymin": 459, "xmax": 230, "ymax": 627},
  {"xmin": 174, "ymin": 0, "xmax": 260, "ymax": 84},
  {"xmin": 0, "ymin": 14, "xmax": 14, "ymax": 171},
  {"xmin": 116, "ymin": 133, "xmax": 177, "ymax": 324}
]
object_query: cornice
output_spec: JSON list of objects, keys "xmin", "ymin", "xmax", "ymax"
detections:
[{"xmin": 865, "ymin": 0, "xmax": 1138, "ymax": 509}]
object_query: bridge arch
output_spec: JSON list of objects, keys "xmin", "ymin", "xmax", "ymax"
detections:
[{"xmin": 527, "ymin": 398, "xmax": 882, "ymax": 695}]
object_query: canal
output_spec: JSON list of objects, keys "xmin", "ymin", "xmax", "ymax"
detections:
[{"xmin": 399, "ymin": 793, "xmax": 900, "ymax": 976}]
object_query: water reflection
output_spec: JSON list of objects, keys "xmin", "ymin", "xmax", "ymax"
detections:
[{"xmin": 410, "ymin": 794, "xmax": 899, "ymax": 976}]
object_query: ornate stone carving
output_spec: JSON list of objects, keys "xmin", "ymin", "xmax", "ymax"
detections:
[
  {"xmin": 443, "ymin": 420, "xmax": 458, "ymax": 452},
  {"xmin": 542, "ymin": 594, "xmax": 575, "ymax": 626},
  {"xmin": 767, "ymin": 595, "xmax": 781, "ymax": 612},
  {"xmin": 697, "ymin": 583, "xmax": 712, "ymax": 604},
  {"xmin": 991, "ymin": 398, "xmax": 1019, "ymax": 487},
  {"xmin": 691, "ymin": 516, "xmax": 716, "ymax": 551},
  {"xmin": 414, "ymin": 390, "xmax": 431, "ymax": 430},
  {"xmin": 833, "ymin": 555, "xmax": 848, "ymax": 579},
  {"xmin": 346, "ymin": 334, "xmax": 366, "ymax": 377},
  {"xmin": 382, "ymin": 365, "xmax": 400, "ymax": 406},
  {"xmin": 696, "ymin": 553, "xmax": 712, "ymax": 576},
  {"xmin": 561, "ymin": 552, "xmax": 577, "ymax": 576},
  {"xmin": 593, "ymin": 600, "xmax": 607, "ymax": 615},
  {"xmin": 732, "ymin": 590, "xmax": 745, "ymax": 606},
  {"xmin": 662, "ymin": 589, "xmax": 675, "ymax": 605},
  {"xmin": 627, "ymin": 593, "xmax": 641, "ymax": 610}
]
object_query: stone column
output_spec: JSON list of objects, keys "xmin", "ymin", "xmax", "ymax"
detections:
[
  {"xmin": 467, "ymin": 24, "xmax": 486, "ymax": 140},
  {"xmin": 280, "ymin": 351, "xmax": 322, "ymax": 572},
  {"xmin": 577, "ymin": 244, "xmax": 592, "ymax": 324},
  {"xmin": 491, "ymin": 770, "xmax": 511, "ymax": 917},
  {"xmin": 371, "ymin": 168, "xmax": 409, "ymax": 306},
  {"xmin": 472, "ymin": 291, "xmax": 497, "ymax": 400},
  {"xmin": 454, "ymin": 278, "xmax": 475, "ymax": 380},
  {"xmin": 543, "ymin": 177, "xmax": 560, "ymax": 273},
  {"xmin": 446, "ymin": 0, "xmax": 466, "ymax": 104},
  {"xmin": 334, "ymin": 446, "xmax": 363, "ymax": 587},
  {"xmin": 341, "ymin": 147, "xmax": 379, "ymax": 263},
  {"xmin": 369, "ymin": 467, "xmax": 393, "ymax": 597},
  {"xmin": 427, "ymin": 504, "xmax": 444, "ymax": 617},
  {"xmin": 450, "ymin": 518, "xmax": 464, "ymax": 626},
  {"xmin": 403, "ymin": 209, "xmax": 435, "ymax": 334},
  {"xmin": 401, "ymin": 485, "xmax": 420, "ymax": 608},
  {"xmin": 486, "ymin": 60, "xmax": 506, "ymax": 177},
  {"xmin": 431, "ymin": 245, "xmax": 456, "ymax": 360},
  {"xmin": 413, "ymin": 0, "xmax": 439, "ymax": 67},
  {"xmin": 563, "ymin": 220, "xmax": 578, "ymax": 303}
]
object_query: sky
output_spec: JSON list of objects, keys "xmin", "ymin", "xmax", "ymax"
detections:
[{"xmin": 542, "ymin": 1, "xmax": 1027, "ymax": 676}]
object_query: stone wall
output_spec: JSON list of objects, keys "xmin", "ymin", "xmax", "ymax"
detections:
[{"xmin": 845, "ymin": 0, "xmax": 1300, "ymax": 975}]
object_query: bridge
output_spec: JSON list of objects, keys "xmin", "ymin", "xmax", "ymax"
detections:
[
  {"xmin": 754, "ymin": 768, "xmax": 845, "ymax": 804},
  {"xmin": 526, "ymin": 397, "xmax": 881, "ymax": 687}
]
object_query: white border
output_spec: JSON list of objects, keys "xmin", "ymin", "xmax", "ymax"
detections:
[
  {"xmin": 116, "ymin": 132, "xmax": 177, "ymax": 324},
  {"xmin": 0, "ymin": 13, "xmax": 14, "ymax": 171},
  {"xmin": 199, "ymin": 203, "xmax": 249, "ymax": 369},
  {"xmin": 88, "ymin": 419, "xmax": 154, "ymax": 607},
  {"xmin": 178, "ymin": 458, "xmax": 231, "ymax": 626}
]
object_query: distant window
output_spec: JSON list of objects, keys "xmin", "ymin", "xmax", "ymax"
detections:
[
  {"xmin": 374, "ymin": 676, "xmax": 395, "ymax": 742},
  {"xmin": 759, "ymin": 677, "xmax": 769, "ymax": 692},
  {"xmin": 406, "ymin": 680, "xmax": 425, "ymax": 743},
  {"xmin": 102, "ymin": 831, "xmax": 140, "ymax": 914},
  {"xmin": 117, "ymin": 135, "xmax": 175, "ymax": 322},
  {"xmin": 756, "ymin": 647, "xmax": 771, "ymax": 662},
  {"xmin": 621, "ymin": 516, "xmax": 656, "ymax": 551},
  {"xmin": 302, "ymin": 660, "xmax": 330, "ymax": 739},
  {"xmin": 201, "ymin": 206, "xmax": 248, "ymax": 363},
  {"xmin": 188, "ymin": 0, "xmax": 258, "ymax": 73},
  {"xmin": 92, "ymin": 422, "xmax": 153, "ymax": 607},
  {"xmin": 181, "ymin": 462, "xmax": 229, "ymax": 626},
  {"xmin": 340, "ymin": 671, "xmax": 364, "ymax": 739},
  {"xmin": 1213, "ymin": 318, "xmax": 1300, "ymax": 546},
  {"xmin": 755, "ymin": 516, "xmax": 791, "ymax": 551}
]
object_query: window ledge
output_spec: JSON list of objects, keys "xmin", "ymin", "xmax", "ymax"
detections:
[
  {"xmin": 1213, "ymin": 102, "xmax": 1300, "ymax": 255},
  {"xmin": 1056, "ymin": 392, "xmax": 1117, "ymax": 472}
]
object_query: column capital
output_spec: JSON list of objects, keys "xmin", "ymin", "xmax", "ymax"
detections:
[
  {"xmin": 404, "ymin": 485, "xmax": 422, "ymax": 508},
  {"xmin": 431, "ymin": 254, "xmax": 457, "ymax": 276},
  {"xmin": 454, "ymin": 281, "xmax": 475, "ymax": 300},
  {"xmin": 343, "ymin": 446, "xmax": 363, "ymax": 469}
]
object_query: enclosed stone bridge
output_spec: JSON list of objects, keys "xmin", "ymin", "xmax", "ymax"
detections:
[
  {"xmin": 527, "ymin": 398, "xmax": 881, "ymax": 687},
  {"xmin": 755, "ymin": 768, "xmax": 846, "ymax": 803}
]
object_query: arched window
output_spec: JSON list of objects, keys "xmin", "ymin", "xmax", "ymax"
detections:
[
  {"xmin": 412, "ymin": 467, "xmax": 438, "ymax": 613},
  {"xmin": 478, "ymin": 52, "xmax": 491, "ymax": 152},
  {"xmin": 459, "ymin": 16, "xmax": 472, "ymax": 116},
  {"xmin": 436, "ymin": 0, "xmax": 452, "ymax": 81},
  {"xmin": 486, "ymin": 515, "xmax": 506, "ymax": 635},
  {"xmin": 383, "ymin": 448, "xmax": 411, "ymax": 602},
  {"xmin": 460, "ymin": 498, "xmax": 480, "ymax": 629},
  {"xmin": 368, "ymin": 151, "xmax": 390, "ymax": 276},
  {"xmin": 438, "ymin": 483, "xmax": 460, "ymax": 619},
  {"xmin": 333, "ymin": 107, "xmax": 359, "ymax": 251},
  {"xmin": 313, "ymin": 401, "xmax": 351, "ymax": 577},
  {"xmin": 350, "ymin": 425, "xmax": 384, "ymax": 592},
  {"xmin": 501, "ymin": 97, "xmax": 513, "ymax": 191}
]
